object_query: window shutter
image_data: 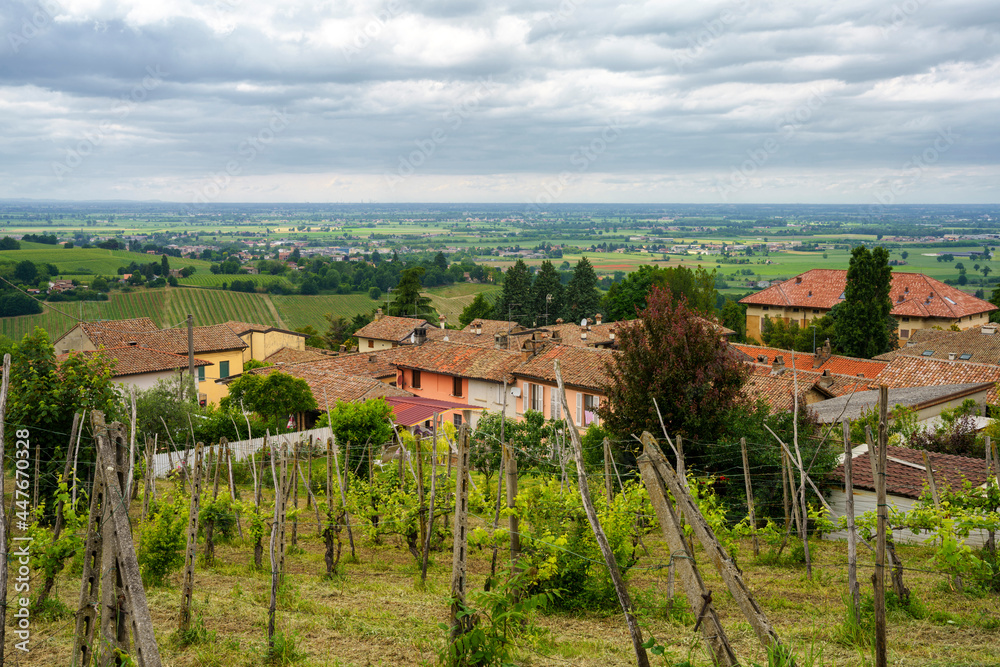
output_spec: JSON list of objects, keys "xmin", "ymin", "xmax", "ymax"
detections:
[{"xmin": 576, "ymin": 392, "xmax": 583, "ymax": 424}]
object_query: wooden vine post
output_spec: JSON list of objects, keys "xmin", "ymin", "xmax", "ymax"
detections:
[
  {"xmin": 506, "ymin": 442, "xmax": 520, "ymax": 565},
  {"xmin": 603, "ymin": 437, "xmax": 614, "ymax": 505},
  {"xmin": 72, "ymin": 410, "xmax": 163, "ymax": 667},
  {"xmin": 179, "ymin": 441, "xmax": 205, "ymax": 632},
  {"xmin": 843, "ymin": 420, "xmax": 861, "ymax": 624},
  {"xmin": 554, "ymin": 362, "xmax": 649, "ymax": 667},
  {"xmin": 874, "ymin": 386, "xmax": 888, "ymax": 667},
  {"xmin": 422, "ymin": 421, "xmax": 439, "ymax": 583},
  {"xmin": 448, "ymin": 424, "xmax": 472, "ymax": 646},
  {"xmin": 332, "ymin": 435, "xmax": 356, "ymax": 560}
]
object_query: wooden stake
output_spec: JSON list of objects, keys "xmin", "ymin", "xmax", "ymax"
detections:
[
  {"xmin": 843, "ymin": 420, "xmax": 861, "ymax": 625},
  {"xmin": 268, "ymin": 434, "xmax": 281, "ymax": 648},
  {"xmin": 555, "ymin": 362, "xmax": 649, "ymax": 667},
  {"xmin": 292, "ymin": 440, "xmax": 300, "ymax": 548},
  {"xmin": 180, "ymin": 441, "xmax": 204, "ymax": 631},
  {"xmin": 603, "ymin": 436, "xmax": 614, "ymax": 506},
  {"xmin": 739, "ymin": 437, "xmax": 759, "ymax": 557},
  {"xmin": 506, "ymin": 442, "xmax": 520, "ymax": 566},
  {"xmin": 417, "ymin": 434, "xmax": 426, "ymax": 557},
  {"xmin": 448, "ymin": 425, "xmax": 472, "ymax": 647},
  {"xmin": 332, "ymin": 435, "xmax": 356, "ymax": 560},
  {"xmin": 422, "ymin": 421, "xmax": 438, "ymax": 583},
  {"xmin": 97, "ymin": 417, "xmax": 131, "ymax": 665},
  {"xmin": 874, "ymin": 386, "xmax": 888, "ymax": 667}
]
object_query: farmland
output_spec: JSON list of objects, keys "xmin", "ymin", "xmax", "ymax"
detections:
[
  {"xmin": 423, "ymin": 283, "xmax": 500, "ymax": 324},
  {"xmin": 179, "ymin": 273, "xmax": 294, "ymax": 289},
  {"xmin": 0, "ymin": 246, "xmax": 214, "ymax": 276},
  {"xmin": 271, "ymin": 293, "xmax": 388, "ymax": 331}
]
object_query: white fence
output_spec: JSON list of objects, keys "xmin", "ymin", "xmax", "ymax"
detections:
[{"xmin": 152, "ymin": 426, "xmax": 333, "ymax": 478}]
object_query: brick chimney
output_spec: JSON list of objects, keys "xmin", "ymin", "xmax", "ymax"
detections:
[
  {"xmin": 412, "ymin": 326, "xmax": 427, "ymax": 346},
  {"xmin": 556, "ymin": 318, "xmax": 563, "ymax": 325},
  {"xmin": 595, "ymin": 313, "xmax": 603, "ymax": 325},
  {"xmin": 521, "ymin": 338, "xmax": 539, "ymax": 361},
  {"xmin": 374, "ymin": 307, "xmax": 383, "ymax": 322},
  {"xmin": 494, "ymin": 333, "xmax": 507, "ymax": 350},
  {"xmin": 812, "ymin": 339, "xmax": 832, "ymax": 368}
]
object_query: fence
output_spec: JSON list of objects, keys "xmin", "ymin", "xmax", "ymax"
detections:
[{"xmin": 152, "ymin": 426, "xmax": 334, "ymax": 478}]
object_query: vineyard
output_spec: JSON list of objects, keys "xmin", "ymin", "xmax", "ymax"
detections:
[
  {"xmin": 0, "ymin": 247, "xmax": 214, "ymax": 276},
  {"xmin": 271, "ymin": 293, "xmax": 388, "ymax": 332},
  {"xmin": 423, "ymin": 283, "xmax": 500, "ymax": 324}
]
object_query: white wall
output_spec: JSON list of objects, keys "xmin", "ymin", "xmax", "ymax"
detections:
[
  {"xmin": 826, "ymin": 487, "xmax": 989, "ymax": 548},
  {"xmin": 467, "ymin": 379, "xmax": 517, "ymax": 427},
  {"xmin": 115, "ymin": 370, "xmax": 178, "ymax": 392}
]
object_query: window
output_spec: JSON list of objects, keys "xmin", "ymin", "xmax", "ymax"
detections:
[
  {"xmin": 198, "ymin": 365, "xmax": 205, "ymax": 382},
  {"xmin": 453, "ymin": 376, "xmax": 463, "ymax": 397},
  {"xmin": 453, "ymin": 413, "xmax": 463, "ymax": 427},
  {"xmin": 792, "ymin": 308, "xmax": 799, "ymax": 312},
  {"xmin": 921, "ymin": 350, "xmax": 934, "ymax": 356},
  {"xmin": 219, "ymin": 360, "xmax": 230, "ymax": 379},
  {"xmin": 960, "ymin": 353, "xmax": 973, "ymax": 360},
  {"xmin": 583, "ymin": 394, "xmax": 600, "ymax": 426},
  {"xmin": 899, "ymin": 329, "xmax": 909, "ymax": 339},
  {"xmin": 902, "ymin": 317, "xmax": 910, "ymax": 322},
  {"xmin": 549, "ymin": 387, "xmax": 562, "ymax": 419},
  {"xmin": 529, "ymin": 383, "xmax": 544, "ymax": 413},
  {"xmin": 367, "ymin": 338, "xmax": 374, "ymax": 349},
  {"xmin": 412, "ymin": 369, "xmax": 421, "ymax": 389},
  {"xmin": 761, "ymin": 306, "xmax": 770, "ymax": 311}
]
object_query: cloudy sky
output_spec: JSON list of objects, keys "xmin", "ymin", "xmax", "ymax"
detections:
[{"xmin": 2, "ymin": 0, "xmax": 998, "ymax": 205}]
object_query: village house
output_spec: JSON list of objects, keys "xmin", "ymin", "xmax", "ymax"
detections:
[
  {"xmin": 739, "ymin": 270, "xmax": 996, "ymax": 343},
  {"xmin": 223, "ymin": 321, "xmax": 309, "ymax": 365},
  {"xmin": 354, "ymin": 312, "xmax": 437, "ymax": 350},
  {"xmin": 58, "ymin": 345, "xmax": 212, "ymax": 393}
]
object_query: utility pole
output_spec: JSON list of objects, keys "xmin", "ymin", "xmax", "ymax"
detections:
[{"xmin": 187, "ymin": 313, "xmax": 195, "ymax": 401}]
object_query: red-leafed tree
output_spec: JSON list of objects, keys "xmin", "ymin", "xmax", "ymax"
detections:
[{"xmin": 597, "ymin": 286, "xmax": 749, "ymax": 457}]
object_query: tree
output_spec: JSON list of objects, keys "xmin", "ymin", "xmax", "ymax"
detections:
[
  {"xmin": 597, "ymin": 287, "xmax": 749, "ymax": 460},
  {"xmin": 459, "ymin": 292, "xmax": 494, "ymax": 327},
  {"xmin": 0, "ymin": 293, "xmax": 42, "ymax": 317},
  {"xmin": 835, "ymin": 246, "xmax": 895, "ymax": 359},
  {"xmin": 227, "ymin": 370, "xmax": 316, "ymax": 427},
  {"xmin": 388, "ymin": 266, "xmax": 435, "ymax": 318},
  {"xmin": 493, "ymin": 260, "xmax": 532, "ymax": 325},
  {"xmin": 294, "ymin": 325, "xmax": 325, "ymax": 348},
  {"xmin": 0, "ymin": 237, "xmax": 20, "ymax": 250},
  {"xmin": 530, "ymin": 260, "xmax": 564, "ymax": 327},
  {"xmin": 433, "ymin": 251, "xmax": 448, "ymax": 272},
  {"xmin": 720, "ymin": 298, "xmax": 747, "ymax": 342},
  {"xmin": 160, "ymin": 254, "xmax": 170, "ymax": 276},
  {"xmin": 901, "ymin": 251, "xmax": 909, "ymax": 260},
  {"xmin": 603, "ymin": 264, "xmax": 717, "ymax": 321},
  {"xmin": 368, "ymin": 286, "xmax": 382, "ymax": 300},
  {"xmin": 8, "ymin": 328, "xmax": 118, "ymax": 522},
  {"xmin": 14, "ymin": 260, "xmax": 37, "ymax": 284},
  {"xmin": 300, "ymin": 276, "xmax": 319, "ymax": 295},
  {"xmin": 983, "ymin": 266, "xmax": 992, "ymax": 279},
  {"xmin": 318, "ymin": 398, "xmax": 395, "ymax": 480},
  {"xmin": 563, "ymin": 257, "xmax": 601, "ymax": 323}
]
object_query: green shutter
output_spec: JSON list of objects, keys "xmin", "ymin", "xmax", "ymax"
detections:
[
  {"xmin": 198, "ymin": 365, "xmax": 205, "ymax": 381},
  {"xmin": 220, "ymin": 360, "xmax": 229, "ymax": 379}
]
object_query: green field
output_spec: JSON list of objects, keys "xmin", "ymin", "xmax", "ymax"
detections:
[
  {"xmin": 423, "ymin": 283, "xmax": 500, "ymax": 324},
  {"xmin": 0, "ymin": 247, "xmax": 215, "ymax": 277},
  {"xmin": 271, "ymin": 293, "xmax": 387, "ymax": 331}
]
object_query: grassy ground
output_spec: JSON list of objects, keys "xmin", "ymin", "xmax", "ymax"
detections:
[
  {"xmin": 12, "ymin": 474, "xmax": 999, "ymax": 667},
  {"xmin": 423, "ymin": 284, "xmax": 500, "ymax": 324}
]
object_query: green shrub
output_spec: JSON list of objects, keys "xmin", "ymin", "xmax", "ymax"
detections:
[{"xmin": 138, "ymin": 496, "xmax": 188, "ymax": 587}]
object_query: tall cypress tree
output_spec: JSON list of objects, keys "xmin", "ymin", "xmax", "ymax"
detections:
[
  {"xmin": 564, "ymin": 257, "xmax": 602, "ymax": 324},
  {"xmin": 835, "ymin": 246, "xmax": 895, "ymax": 358},
  {"xmin": 494, "ymin": 259, "xmax": 532, "ymax": 325},
  {"xmin": 530, "ymin": 260, "xmax": 564, "ymax": 327}
]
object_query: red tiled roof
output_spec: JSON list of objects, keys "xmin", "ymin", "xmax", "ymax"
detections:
[
  {"xmin": 354, "ymin": 316, "xmax": 434, "ymax": 342},
  {"xmin": 874, "ymin": 355, "xmax": 1000, "ymax": 403},
  {"xmin": 132, "ymin": 324, "xmax": 249, "ymax": 354},
  {"xmin": 739, "ymin": 269, "xmax": 996, "ymax": 319},
  {"xmin": 461, "ymin": 319, "xmax": 523, "ymax": 337},
  {"xmin": 742, "ymin": 371, "xmax": 806, "ymax": 412},
  {"xmin": 384, "ymin": 396, "xmax": 484, "ymax": 427},
  {"xmin": 733, "ymin": 344, "xmax": 887, "ymax": 378},
  {"xmin": 58, "ymin": 346, "xmax": 211, "ymax": 377},
  {"xmin": 512, "ymin": 344, "xmax": 615, "ymax": 391},
  {"xmin": 830, "ymin": 445, "xmax": 989, "ymax": 499},
  {"xmin": 390, "ymin": 341, "xmax": 522, "ymax": 383},
  {"xmin": 245, "ymin": 365, "xmax": 412, "ymax": 404},
  {"xmin": 55, "ymin": 317, "xmax": 160, "ymax": 348},
  {"xmin": 875, "ymin": 325, "xmax": 1000, "ymax": 365},
  {"xmin": 299, "ymin": 347, "xmax": 415, "ymax": 379}
]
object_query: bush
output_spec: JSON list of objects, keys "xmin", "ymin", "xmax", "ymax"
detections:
[{"xmin": 138, "ymin": 496, "xmax": 188, "ymax": 587}]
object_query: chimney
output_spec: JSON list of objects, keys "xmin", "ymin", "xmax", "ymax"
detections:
[
  {"xmin": 580, "ymin": 325, "xmax": 588, "ymax": 342},
  {"xmin": 551, "ymin": 328, "xmax": 561, "ymax": 341},
  {"xmin": 472, "ymin": 320, "xmax": 483, "ymax": 335},
  {"xmin": 812, "ymin": 338, "xmax": 832, "ymax": 368},
  {"xmin": 521, "ymin": 339, "xmax": 538, "ymax": 361},
  {"xmin": 368, "ymin": 354, "xmax": 377, "ymax": 362},
  {"xmin": 595, "ymin": 313, "xmax": 603, "ymax": 325},
  {"xmin": 948, "ymin": 352, "xmax": 957, "ymax": 361},
  {"xmin": 795, "ymin": 276, "xmax": 802, "ymax": 284},
  {"xmin": 438, "ymin": 314, "xmax": 446, "ymax": 328},
  {"xmin": 772, "ymin": 355, "xmax": 785, "ymax": 375},
  {"xmin": 556, "ymin": 318, "xmax": 564, "ymax": 325},
  {"xmin": 495, "ymin": 333, "xmax": 507, "ymax": 350},
  {"xmin": 819, "ymin": 368, "xmax": 834, "ymax": 389},
  {"xmin": 339, "ymin": 344, "xmax": 346, "ymax": 353},
  {"xmin": 375, "ymin": 307, "xmax": 383, "ymax": 322},
  {"xmin": 413, "ymin": 326, "xmax": 427, "ymax": 346}
]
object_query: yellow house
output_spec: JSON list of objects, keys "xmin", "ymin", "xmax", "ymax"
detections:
[
  {"xmin": 54, "ymin": 318, "xmax": 248, "ymax": 406},
  {"xmin": 224, "ymin": 321, "xmax": 308, "ymax": 364},
  {"xmin": 354, "ymin": 312, "xmax": 435, "ymax": 351},
  {"xmin": 740, "ymin": 270, "xmax": 997, "ymax": 344}
]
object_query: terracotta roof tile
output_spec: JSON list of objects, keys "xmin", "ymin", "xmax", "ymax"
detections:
[
  {"xmin": 62, "ymin": 317, "xmax": 160, "ymax": 347},
  {"xmin": 223, "ymin": 321, "xmax": 307, "ymax": 337},
  {"xmin": 733, "ymin": 344, "xmax": 887, "ymax": 377},
  {"xmin": 739, "ymin": 269, "xmax": 996, "ymax": 319},
  {"xmin": 245, "ymin": 365, "xmax": 412, "ymax": 404},
  {"xmin": 876, "ymin": 325, "xmax": 1000, "ymax": 364},
  {"xmin": 268, "ymin": 347, "xmax": 413, "ymax": 380},
  {"xmin": 874, "ymin": 355, "xmax": 1000, "ymax": 403},
  {"xmin": 830, "ymin": 445, "xmax": 989, "ymax": 499},
  {"xmin": 512, "ymin": 344, "xmax": 615, "ymax": 391},
  {"xmin": 58, "ymin": 346, "xmax": 211, "ymax": 377},
  {"xmin": 354, "ymin": 316, "xmax": 434, "ymax": 342},
  {"xmin": 133, "ymin": 324, "xmax": 249, "ymax": 354},
  {"xmin": 460, "ymin": 319, "xmax": 523, "ymax": 337},
  {"xmin": 391, "ymin": 341, "xmax": 523, "ymax": 383}
]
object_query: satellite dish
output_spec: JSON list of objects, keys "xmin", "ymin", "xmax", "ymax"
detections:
[{"xmin": 580, "ymin": 318, "xmax": 587, "ymax": 327}]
